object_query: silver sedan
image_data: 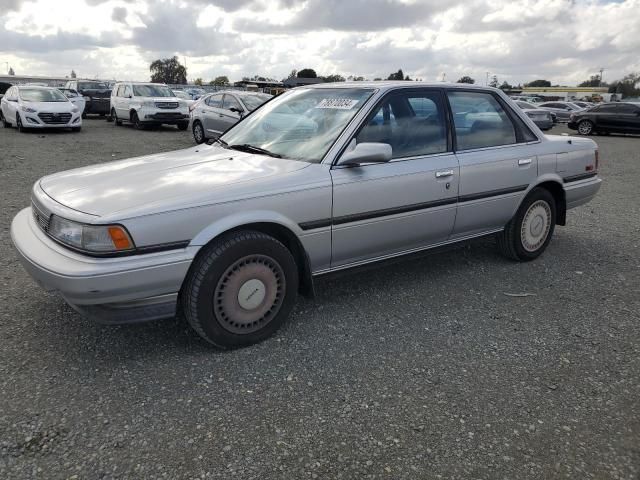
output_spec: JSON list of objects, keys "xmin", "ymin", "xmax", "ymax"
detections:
[
  {"xmin": 190, "ymin": 91, "xmax": 272, "ymax": 144},
  {"xmin": 11, "ymin": 82, "xmax": 601, "ymax": 348}
]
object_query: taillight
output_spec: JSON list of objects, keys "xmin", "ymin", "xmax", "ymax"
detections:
[{"xmin": 595, "ymin": 150, "xmax": 599, "ymax": 171}]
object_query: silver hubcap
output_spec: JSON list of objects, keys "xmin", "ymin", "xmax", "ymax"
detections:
[
  {"xmin": 521, "ymin": 200, "xmax": 551, "ymax": 252},
  {"xmin": 578, "ymin": 122, "xmax": 591, "ymax": 134},
  {"xmin": 213, "ymin": 255, "xmax": 285, "ymax": 334},
  {"xmin": 194, "ymin": 124, "xmax": 203, "ymax": 141}
]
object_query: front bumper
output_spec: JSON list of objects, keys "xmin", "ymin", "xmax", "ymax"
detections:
[
  {"xmin": 23, "ymin": 113, "xmax": 82, "ymax": 128},
  {"xmin": 138, "ymin": 106, "xmax": 189, "ymax": 124},
  {"xmin": 10, "ymin": 208, "xmax": 196, "ymax": 323}
]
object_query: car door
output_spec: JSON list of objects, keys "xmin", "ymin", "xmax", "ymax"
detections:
[
  {"xmin": 447, "ymin": 89, "xmax": 540, "ymax": 238},
  {"xmin": 117, "ymin": 84, "xmax": 132, "ymax": 118},
  {"xmin": 200, "ymin": 93, "xmax": 225, "ymax": 136},
  {"xmin": 3, "ymin": 87, "xmax": 18, "ymax": 122},
  {"xmin": 220, "ymin": 94, "xmax": 243, "ymax": 130},
  {"xmin": 330, "ymin": 88, "xmax": 459, "ymax": 268},
  {"xmin": 611, "ymin": 103, "xmax": 640, "ymax": 132},
  {"xmin": 592, "ymin": 104, "xmax": 618, "ymax": 131}
]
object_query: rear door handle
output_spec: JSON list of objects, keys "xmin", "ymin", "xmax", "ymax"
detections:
[
  {"xmin": 435, "ymin": 170, "xmax": 454, "ymax": 178},
  {"xmin": 518, "ymin": 158, "xmax": 532, "ymax": 166}
]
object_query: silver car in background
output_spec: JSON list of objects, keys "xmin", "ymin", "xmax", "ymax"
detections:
[
  {"xmin": 538, "ymin": 101, "xmax": 584, "ymax": 122},
  {"xmin": 11, "ymin": 82, "xmax": 601, "ymax": 349},
  {"xmin": 190, "ymin": 91, "xmax": 272, "ymax": 143},
  {"xmin": 514, "ymin": 100, "xmax": 554, "ymax": 130}
]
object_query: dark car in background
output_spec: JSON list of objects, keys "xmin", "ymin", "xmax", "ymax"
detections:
[
  {"xmin": 569, "ymin": 102, "xmax": 640, "ymax": 135},
  {"xmin": 64, "ymin": 80, "xmax": 111, "ymax": 117}
]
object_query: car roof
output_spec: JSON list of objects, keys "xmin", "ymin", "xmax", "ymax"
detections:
[
  {"xmin": 304, "ymin": 81, "xmax": 501, "ymax": 92},
  {"xmin": 16, "ymin": 85, "xmax": 58, "ymax": 90}
]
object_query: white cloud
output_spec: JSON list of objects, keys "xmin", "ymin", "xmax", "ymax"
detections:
[{"xmin": 0, "ymin": 0, "xmax": 638, "ymax": 85}]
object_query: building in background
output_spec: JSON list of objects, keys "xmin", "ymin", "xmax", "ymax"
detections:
[{"xmin": 522, "ymin": 86, "xmax": 612, "ymax": 102}]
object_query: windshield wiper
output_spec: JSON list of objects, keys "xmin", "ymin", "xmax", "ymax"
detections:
[
  {"xmin": 227, "ymin": 143, "xmax": 281, "ymax": 158},
  {"xmin": 207, "ymin": 137, "xmax": 228, "ymax": 148}
]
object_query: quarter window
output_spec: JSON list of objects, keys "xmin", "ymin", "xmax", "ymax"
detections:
[
  {"xmin": 447, "ymin": 91, "xmax": 517, "ymax": 151},
  {"xmin": 123, "ymin": 85, "xmax": 132, "ymax": 98},
  {"xmin": 357, "ymin": 91, "xmax": 448, "ymax": 158}
]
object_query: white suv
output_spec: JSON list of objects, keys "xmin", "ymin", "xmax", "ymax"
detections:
[{"xmin": 110, "ymin": 82, "xmax": 189, "ymax": 130}]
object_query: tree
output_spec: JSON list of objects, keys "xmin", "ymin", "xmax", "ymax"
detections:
[
  {"xmin": 321, "ymin": 74, "xmax": 345, "ymax": 83},
  {"xmin": 488, "ymin": 75, "xmax": 499, "ymax": 88},
  {"xmin": 387, "ymin": 69, "xmax": 405, "ymax": 81},
  {"xmin": 8, "ymin": 67, "xmax": 15, "ymax": 76},
  {"xmin": 578, "ymin": 75, "xmax": 608, "ymax": 88},
  {"xmin": 287, "ymin": 69, "xmax": 297, "ymax": 79},
  {"xmin": 194, "ymin": 78, "xmax": 203, "ymax": 86},
  {"xmin": 499, "ymin": 81, "xmax": 513, "ymax": 90},
  {"xmin": 373, "ymin": 77, "xmax": 382, "ymax": 81},
  {"xmin": 526, "ymin": 79, "xmax": 551, "ymax": 88},
  {"xmin": 297, "ymin": 68, "xmax": 317, "ymax": 78},
  {"xmin": 70, "ymin": 70, "xmax": 77, "ymax": 79},
  {"xmin": 457, "ymin": 76, "xmax": 475, "ymax": 84},
  {"xmin": 607, "ymin": 72, "xmax": 640, "ymax": 98},
  {"xmin": 210, "ymin": 75, "xmax": 230, "ymax": 86},
  {"xmin": 149, "ymin": 56, "xmax": 187, "ymax": 84}
]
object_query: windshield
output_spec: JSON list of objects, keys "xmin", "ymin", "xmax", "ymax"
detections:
[
  {"xmin": 78, "ymin": 82, "xmax": 109, "ymax": 90},
  {"xmin": 132, "ymin": 84, "xmax": 174, "ymax": 97},
  {"xmin": 517, "ymin": 101, "xmax": 537, "ymax": 109},
  {"xmin": 239, "ymin": 93, "xmax": 272, "ymax": 111},
  {"xmin": 221, "ymin": 88, "xmax": 375, "ymax": 163},
  {"xmin": 172, "ymin": 90, "xmax": 190, "ymax": 99},
  {"xmin": 19, "ymin": 88, "xmax": 68, "ymax": 102}
]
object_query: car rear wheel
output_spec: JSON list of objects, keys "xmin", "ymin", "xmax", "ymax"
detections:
[
  {"xmin": 1, "ymin": 110, "xmax": 10, "ymax": 128},
  {"xmin": 577, "ymin": 120, "xmax": 594, "ymax": 135},
  {"xmin": 112, "ymin": 108, "xmax": 122, "ymax": 126},
  {"xmin": 181, "ymin": 231, "xmax": 299, "ymax": 349},
  {"xmin": 497, "ymin": 187, "xmax": 556, "ymax": 261},
  {"xmin": 192, "ymin": 121, "xmax": 206, "ymax": 144}
]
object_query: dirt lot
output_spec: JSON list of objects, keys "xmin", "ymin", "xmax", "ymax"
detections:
[{"xmin": 1, "ymin": 118, "xmax": 639, "ymax": 479}]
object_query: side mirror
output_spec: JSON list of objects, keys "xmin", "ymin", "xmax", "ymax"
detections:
[
  {"xmin": 337, "ymin": 142, "xmax": 392, "ymax": 167},
  {"xmin": 229, "ymin": 107, "xmax": 243, "ymax": 115}
]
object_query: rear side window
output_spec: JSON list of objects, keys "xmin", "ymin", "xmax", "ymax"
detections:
[
  {"xmin": 594, "ymin": 104, "xmax": 617, "ymax": 113},
  {"xmin": 357, "ymin": 90, "xmax": 448, "ymax": 158},
  {"xmin": 447, "ymin": 91, "xmax": 518, "ymax": 151},
  {"xmin": 123, "ymin": 85, "xmax": 132, "ymax": 97},
  {"xmin": 617, "ymin": 104, "xmax": 640, "ymax": 114}
]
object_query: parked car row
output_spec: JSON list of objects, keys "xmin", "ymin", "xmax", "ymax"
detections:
[{"xmin": 568, "ymin": 102, "xmax": 640, "ymax": 135}]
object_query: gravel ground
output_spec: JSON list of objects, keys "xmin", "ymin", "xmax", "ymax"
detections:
[{"xmin": 1, "ymin": 119, "xmax": 639, "ymax": 479}]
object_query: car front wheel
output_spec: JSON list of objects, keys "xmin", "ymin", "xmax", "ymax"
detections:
[
  {"xmin": 577, "ymin": 119, "xmax": 594, "ymax": 135},
  {"xmin": 497, "ymin": 187, "xmax": 556, "ymax": 261},
  {"xmin": 192, "ymin": 121, "xmax": 206, "ymax": 144},
  {"xmin": 112, "ymin": 108, "xmax": 123, "ymax": 126},
  {"xmin": 182, "ymin": 231, "xmax": 299, "ymax": 349},
  {"xmin": 16, "ymin": 113, "xmax": 26, "ymax": 132}
]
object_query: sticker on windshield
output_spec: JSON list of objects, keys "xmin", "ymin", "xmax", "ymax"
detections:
[{"xmin": 315, "ymin": 98, "xmax": 359, "ymax": 109}]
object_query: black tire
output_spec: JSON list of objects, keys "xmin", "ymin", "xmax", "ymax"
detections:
[
  {"xmin": 497, "ymin": 187, "xmax": 556, "ymax": 262},
  {"xmin": 112, "ymin": 108, "xmax": 122, "ymax": 126},
  {"xmin": 192, "ymin": 120, "xmax": 206, "ymax": 144},
  {"xmin": 577, "ymin": 119, "xmax": 594, "ymax": 135},
  {"xmin": 132, "ymin": 111, "xmax": 144, "ymax": 130},
  {"xmin": 177, "ymin": 121, "xmax": 189, "ymax": 131},
  {"xmin": 1, "ymin": 110, "xmax": 10, "ymax": 128},
  {"xmin": 182, "ymin": 231, "xmax": 299, "ymax": 349},
  {"xmin": 81, "ymin": 112, "xmax": 87, "ymax": 119},
  {"xmin": 16, "ymin": 113, "xmax": 26, "ymax": 132}
]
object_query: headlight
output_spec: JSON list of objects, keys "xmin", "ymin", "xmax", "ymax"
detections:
[
  {"xmin": 71, "ymin": 106, "xmax": 79, "ymax": 113},
  {"xmin": 141, "ymin": 100, "xmax": 155, "ymax": 107},
  {"xmin": 21, "ymin": 106, "xmax": 37, "ymax": 113},
  {"xmin": 48, "ymin": 215, "xmax": 134, "ymax": 253}
]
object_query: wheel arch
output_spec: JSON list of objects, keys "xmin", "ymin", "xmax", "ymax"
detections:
[
  {"xmin": 529, "ymin": 179, "xmax": 567, "ymax": 226},
  {"xmin": 189, "ymin": 214, "xmax": 314, "ymax": 298}
]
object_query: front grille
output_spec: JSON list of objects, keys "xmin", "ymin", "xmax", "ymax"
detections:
[
  {"xmin": 155, "ymin": 101, "xmax": 179, "ymax": 109},
  {"xmin": 32, "ymin": 203, "xmax": 51, "ymax": 233},
  {"xmin": 152, "ymin": 112, "xmax": 183, "ymax": 120},
  {"xmin": 38, "ymin": 112, "xmax": 72, "ymax": 124}
]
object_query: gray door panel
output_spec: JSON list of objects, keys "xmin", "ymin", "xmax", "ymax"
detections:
[
  {"xmin": 330, "ymin": 154, "xmax": 459, "ymax": 267},
  {"xmin": 452, "ymin": 145, "xmax": 538, "ymax": 237}
]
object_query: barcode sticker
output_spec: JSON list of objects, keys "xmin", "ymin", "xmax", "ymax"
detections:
[{"xmin": 315, "ymin": 98, "xmax": 359, "ymax": 109}]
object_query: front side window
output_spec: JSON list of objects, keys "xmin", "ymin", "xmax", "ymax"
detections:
[
  {"xmin": 78, "ymin": 82, "xmax": 108, "ymax": 90},
  {"xmin": 240, "ymin": 93, "xmax": 272, "ymax": 111},
  {"xmin": 221, "ymin": 88, "xmax": 375, "ymax": 163},
  {"xmin": 356, "ymin": 91, "xmax": 448, "ymax": 158},
  {"xmin": 123, "ymin": 85, "xmax": 132, "ymax": 97},
  {"xmin": 222, "ymin": 94, "xmax": 242, "ymax": 111},
  {"xmin": 132, "ymin": 84, "xmax": 173, "ymax": 97},
  {"xmin": 206, "ymin": 94, "xmax": 223, "ymax": 108},
  {"xmin": 19, "ymin": 88, "xmax": 68, "ymax": 102},
  {"xmin": 447, "ymin": 91, "xmax": 517, "ymax": 150}
]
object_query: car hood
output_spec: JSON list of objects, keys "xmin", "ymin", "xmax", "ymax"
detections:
[
  {"xmin": 24, "ymin": 101, "xmax": 74, "ymax": 112},
  {"xmin": 39, "ymin": 145, "xmax": 310, "ymax": 218}
]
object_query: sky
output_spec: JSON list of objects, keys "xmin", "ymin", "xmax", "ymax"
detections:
[{"xmin": 0, "ymin": 0, "xmax": 639, "ymax": 86}]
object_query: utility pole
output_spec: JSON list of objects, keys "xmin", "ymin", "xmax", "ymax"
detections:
[
  {"xmin": 486, "ymin": 71, "xmax": 490, "ymax": 86},
  {"xmin": 599, "ymin": 67, "xmax": 605, "ymax": 87}
]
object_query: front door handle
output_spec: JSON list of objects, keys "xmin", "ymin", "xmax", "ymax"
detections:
[
  {"xmin": 518, "ymin": 158, "xmax": 533, "ymax": 166},
  {"xmin": 435, "ymin": 170, "xmax": 454, "ymax": 178}
]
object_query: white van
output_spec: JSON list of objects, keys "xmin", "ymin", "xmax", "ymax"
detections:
[{"xmin": 110, "ymin": 82, "xmax": 189, "ymax": 130}]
